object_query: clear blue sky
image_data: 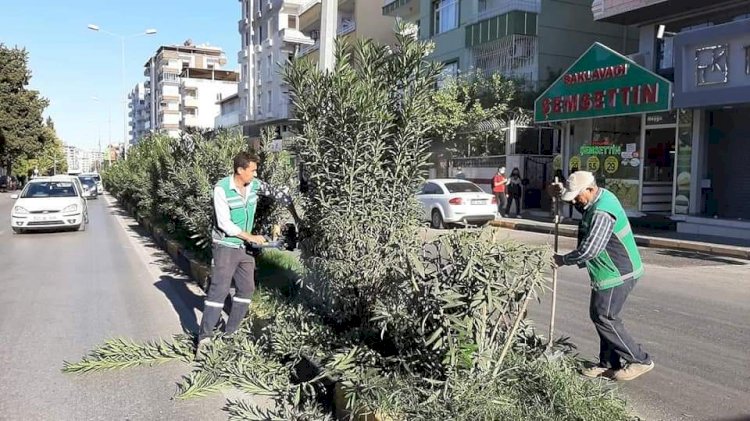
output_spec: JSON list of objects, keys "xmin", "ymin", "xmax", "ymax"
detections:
[{"xmin": 0, "ymin": 0, "xmax": 240, "ymax": 151}]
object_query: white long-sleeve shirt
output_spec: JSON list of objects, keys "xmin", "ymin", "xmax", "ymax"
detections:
[{"xmin": 214, "ymin": 176, "xmax": 292, "ymax": 238}]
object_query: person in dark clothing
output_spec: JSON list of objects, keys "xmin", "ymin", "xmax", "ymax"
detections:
[
  {"xmin": 505, "ymin": 167, "xmax": 523, "ymax": 218},
  {"xmin": 454, "ymin": 166, "xmax": 466, "ymax": 180}
]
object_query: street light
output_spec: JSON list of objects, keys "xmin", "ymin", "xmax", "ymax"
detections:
[{"xmin": 87, "ymin": 24, "xmax": 157, "ymax": 159}]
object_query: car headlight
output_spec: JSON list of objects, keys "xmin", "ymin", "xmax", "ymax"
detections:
[
  {"xmin": 13, "ymin": 206, "xmax": 29, "ymax": 215},
  {"xmin": 62, "ymin": 204, "xmax": 78, "ymax": 213}
]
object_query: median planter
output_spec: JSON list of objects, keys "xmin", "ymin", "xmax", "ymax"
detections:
[
  {"xmin": 189, "ymin": 258, "xmax": 210, "ymax": 290},
  {"xmin": 165, "ymin": 239, "xmax": 181, "ymax": 261}
]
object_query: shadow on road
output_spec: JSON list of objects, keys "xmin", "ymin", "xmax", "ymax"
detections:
[
  {"xmin": 655, "ymin": 249, "xmax": 747, "ymax": 265},
  {"xmin": 154, "ymin": 275, "xmax": 204, "ymax": 334}
]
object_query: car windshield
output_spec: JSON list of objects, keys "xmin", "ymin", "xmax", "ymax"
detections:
[
  {"xmin": 21, "ymin": 182, "xmax": 78, "ymax": 198},
  {"xmin": 445, "ymin": 182, "xmax": 483, "ymax": 193},
  {"xmin": 79, "ymin": 177, "xmax": 96, "ymax": 186}
]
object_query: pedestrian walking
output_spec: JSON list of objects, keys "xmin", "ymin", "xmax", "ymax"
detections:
[
  {"xmin": 551, "ymin": 171, "xmax": 654, "ymax": 381},
  {"xmin": 196, "ymin": 151, "xmax": 298, "ymax": 356},
  {"xmin": 492, "ymin": 167, "xmax": 508, "ymax": 217},
  {"xmin": 454, "ymin": 166, "xmax": 466, "ymax": 180},
  {"xmin": 505, "ymin": 167, "xmax": 523, "ymax": 218}
]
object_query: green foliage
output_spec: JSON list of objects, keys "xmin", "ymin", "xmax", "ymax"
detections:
[
  {"xmin": 103, "ymin": 128, "xmax": 260, "ymax": 261},
  {"xmin": 79, "ymin": 23, "xmax": 632, "ymax": 421},
  {"xmin": 254, "ymin": 127, "xmax": 301, "ymax": 235},
  {"xmin": 428, "ymin": 70, "xmax": 523, "ymax": 157},
  {"xmin": 0, "ymin": 44, "xmax": 51, "ymax": 170},
  {"xmin": 61, "ymin": 335, "xmax": 194, "ymax": 373},
  {"xmin": 13, "ymin": 117, "xmax": 67, "ymax": 176},
  {"xmin": 283, "ymin": 23, "xmax": 439, "ymax": 328}
]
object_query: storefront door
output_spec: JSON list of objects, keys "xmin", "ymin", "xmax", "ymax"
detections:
[{"xmin": 641, "ymin": 112, "xmax": 677, "ymax": 213}]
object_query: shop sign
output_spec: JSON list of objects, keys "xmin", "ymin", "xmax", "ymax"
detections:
[{"xmin": 535, "ymin": 43, "xmax": 672, "ymax": 123}]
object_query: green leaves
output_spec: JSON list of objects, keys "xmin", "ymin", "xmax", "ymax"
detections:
[{"xmin": 0, "ymin": 44, "xmax": 50, "ymax": 171}]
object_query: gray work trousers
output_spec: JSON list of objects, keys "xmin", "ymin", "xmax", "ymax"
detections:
[
  {"xmin": 198, "ymin": 243, "xmax": 256, "ymax": 341},
  {"xmin": 590, "ymin": 278, "xmax": 651, "ymax": 369}
]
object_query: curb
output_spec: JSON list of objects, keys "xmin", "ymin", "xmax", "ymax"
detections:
[
  {"xmin": 115, "ymin": 197, "xmax": 212, "ymax": 291},
  {"xmin": 488, "ymin": 220, "xmax": 750, "ymax": 260}
]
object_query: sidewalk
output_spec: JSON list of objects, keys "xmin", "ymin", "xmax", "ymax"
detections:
[{"xmin": 489, "ymin": 213, "xmax": 750, "ymax": 260}]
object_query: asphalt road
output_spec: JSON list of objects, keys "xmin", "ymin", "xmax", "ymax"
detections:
[
  {"xmin": 1, "ymin": 189, "xmax": 747, "ymax": 421},
  {"xmin": 0, "ymin": 192, "xmax": 230, "ymax": 420},
  {"xmin": 425, "ymin": 226, "xmax": 750, "ymax": 421}
]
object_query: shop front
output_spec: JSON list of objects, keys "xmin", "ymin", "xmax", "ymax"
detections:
[
  {"xmin": 670, "ymin": 18, "xmax": 750, "ymax": 239},
  {"xmin": 534, "ymin": 42, "xmax": 681, "ymax": 216}
]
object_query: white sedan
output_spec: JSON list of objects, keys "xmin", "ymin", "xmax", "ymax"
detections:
[
  {"xmin": 10, "ymin": 176, "xmax": 89, "ymax": 233},
  {"xmin": 417, "ymin": 179, "xmax": 497, "ymax": 228}
]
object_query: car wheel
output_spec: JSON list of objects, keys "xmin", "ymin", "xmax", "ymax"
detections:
[
  {"xmin": 78, "ymin": 220, "xmax": 87, "ymax": 232},
  {"xmin": 431, "ymin": 209, "xmax": 444, "ymax": 229}
]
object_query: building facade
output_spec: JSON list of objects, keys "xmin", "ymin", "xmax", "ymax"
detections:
[
  {"xmin": 215, "ymin": 93, "xmax": 243, "ymax": 129},
  {"xmin": 128, "ymin": 82, "xmax": 150, "ymax": 144},
  {"xmin": 383, "ymin": 0, "xmax": 637, "ymax": 89},
  {"xmin": 537, "ymin": 0, "xmax": 750, "ymax": 239},
  {"xmin": 237, "ymin": 0, "xmax": 397, "ymax": 139},
  {"xmin": 179, "ymin": 67, "xmax": 239, "ymax": 131},
  {"xmin": 143, "ymin": 42, "xmax": 231, "ymax": 138}
]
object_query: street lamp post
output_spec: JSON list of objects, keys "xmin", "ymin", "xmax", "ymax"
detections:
[{"xmin": 87, "ymin": 24, "xmax": 157, "ymax": 159}]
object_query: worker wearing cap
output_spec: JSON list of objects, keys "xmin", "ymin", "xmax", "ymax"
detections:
[{"xmin": 551, "ymin": 171, "xmax": 653, "ymax": 381}]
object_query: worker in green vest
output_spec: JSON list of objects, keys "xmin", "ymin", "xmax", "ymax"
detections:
[
  {"xmin": 551, "ymin": 171, "xmax": 653, "ymax": 381},
  {"xmin": 196, "ymin": 151, "xmax": 298, "ymax": 356}
]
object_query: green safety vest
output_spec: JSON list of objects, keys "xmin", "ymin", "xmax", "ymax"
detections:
[
  {"xmin": 213, "ymin": 176, "xmax": 260, "ymax": 247},
  {"xmin": 579, "ymin": 189, "xmax": 644, "ymax": 290}
]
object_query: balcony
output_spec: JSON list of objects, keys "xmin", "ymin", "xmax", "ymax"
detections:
[
  {"xmin": 591, "ymin": 0, "xmax": 739, "ymax": 25},
  {"xmin": 382, "ymin": 0, "xmax": 419, "ymax": 17},
  {"xmin": 298, "ymin": 21, "xmax": 357, "ymax": 57},
  {"xmin": 280, "ymin": 27, "xmax": 315, "ymax": 46},
  {"xmin": 183, "ymin": 97, "xmax": 199, "ymax": 108},
  {"xmin": 465, "ymin": 11, "xmax": 537, "ymax": 48},
  {"xmin": 471, "ymin": 0, "xmax": 541, "ymax": 23},
  {"xmin": 238, "ymin": 17, "xmax": 250, "ymax": 33}
]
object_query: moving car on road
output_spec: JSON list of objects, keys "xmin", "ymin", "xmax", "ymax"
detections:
[
  {"xmin": 9, "ymin": 176, "xmax": 89, "ymax": 233},
  {"xmin": 77, "ymin": 175, "xmax": 98, "ymax": 199},
  {"xmin": 417, "ymin": 179, "xmax": 497, "ymax": 228},
  {"xmin": 80, "ymin": 172, "xmax": 103, "ymax": 194}
]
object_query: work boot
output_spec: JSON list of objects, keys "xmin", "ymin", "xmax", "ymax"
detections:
[
  {"xmin": 613, "ymin": 361, "xmax": 654, "ymax": 381},
  {"xmin": 194, "ymin": 337, "xmax": 212, "ymax": 361},
  {"xmin": 581, "ymin": 365, "xmax": 615, "ymax": 379}
]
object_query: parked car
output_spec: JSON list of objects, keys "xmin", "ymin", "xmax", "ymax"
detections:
[
  {"xmin": 77, "ymin": 175, "xmax": 98, "ymax": 199},
  {"xmin": 0, "ymin": 175, "xmax": 10, "ymax": 192},
  {"xmin": 80, "ymin": 172, "xmax": 103, "ymax": 194},
  {"xmin": 10, "ymin": 176, "xmax": 89, "ymax": 233},
  {"xmin": 417, "ymin": 179, "xmax": 497, "ymax": 229}
]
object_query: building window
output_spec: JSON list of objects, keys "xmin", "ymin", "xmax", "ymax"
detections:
[
  {"xmin": 478, "ymin": 0, "xmax": 487, "ymax": 12},
  {"xmin": 257, "ymin": 93, "xmax": 263, "ymax": 114},
  {"xmin": 267, "ymin": 54, "xmax": 273, "ymax": 80},
  {"xmin": 288, "ymin": 15, "xmax": 298, "ymax": 30},
  {"xmin": 432, "ymin": 0, "xmax": 459, "ymax": 35},
  {"xmin": 258, "ymin": 25, "xmax": 264, "ymax": 43},
  {"xmin": 267, "ymin": 90, "xmax": 272, "ymax": 112},
  {"xmin": 437, "ymin": 60, "xmax": 459, "ymax": 88}
]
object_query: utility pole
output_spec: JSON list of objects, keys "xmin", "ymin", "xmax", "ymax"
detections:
[{"xmin": 319, "ymin": 0, "xmax": 337, "ymax": 72}]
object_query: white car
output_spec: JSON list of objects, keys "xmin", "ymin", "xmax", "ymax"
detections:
[
  {"xmin": 81, "ymin": 172, "xmax": 103, "ymax": 194},
  {"xmin": 417, "ymin": 179, "xmax": 497, "ymax": 228},
  {"xmin": 10, "ymin": 176, "xmax": 89, "ymax": 233}
]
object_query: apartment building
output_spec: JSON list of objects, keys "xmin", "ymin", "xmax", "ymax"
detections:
[
  {"xmin": 383, "ymin": 0, "xmax": 636, "ymax": 89},
  {"xmin": 215, "ymin": 93, "xmax": 243, "ymax": 129},
  {"xmin": 584, "ymin": 0, "xmax": 750, "ymax": 239},
  {"xmin": 179, "ymin": 67, "xmax": 239, "ymax": 131},
  {"xmin": 128, "ymin": 82, "xmax": 150, "ymax": 144},
  {"xmin": 236, "ymin": 0, "xmax": 397, "ymax": 137},
  {"xmin": 143, "ymin": 41, "xmax": 233, "ymax": 138}
]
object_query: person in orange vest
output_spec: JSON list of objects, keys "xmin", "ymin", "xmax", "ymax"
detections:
[{"xmin": 492, "ymin": 167, "xmax": 508, "ymax": 217}]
